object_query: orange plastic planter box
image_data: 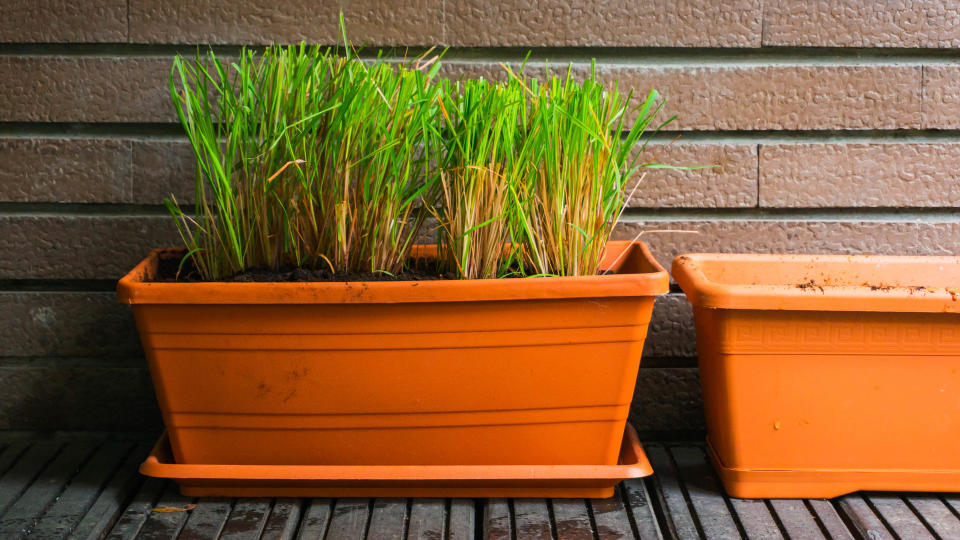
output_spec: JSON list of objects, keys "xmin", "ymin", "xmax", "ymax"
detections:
[
  {"xmin": 119, "ymin": 241, "xmax": 666, "ymax": 483},
  {"xmin": 673, "ymin": 253, "xmax": 960, "ymax": 498}
]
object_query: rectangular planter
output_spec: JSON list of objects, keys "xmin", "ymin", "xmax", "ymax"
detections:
[
  {"xmin": 673, "ymin": 253, "xmax": 960, "ymax": 498},
  {"xmin": 118, "ymin": 241, "xmax": 667, "ymax": 468}
]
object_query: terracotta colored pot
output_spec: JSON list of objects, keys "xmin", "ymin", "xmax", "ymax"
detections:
[
  {"xmin": 673, "ymin": 253, "xmax": 960, "ymax": 498},
  {"xmin": 119, "ymin": 241, "xmax": 667, "ymax": 468}
]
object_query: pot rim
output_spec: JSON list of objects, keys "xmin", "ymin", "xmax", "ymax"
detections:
[
  {"xmin": 118, "ymin": 240, "xmax": 668, "ymax": 305},
  {"xmin": 673, "ymin": 252, "xmax": 960, "ymax": 313}
]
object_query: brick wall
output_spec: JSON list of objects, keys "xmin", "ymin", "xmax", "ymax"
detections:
[{"xmin": 2, "ymin": 1, "xmax": 958, "ymax": 435}]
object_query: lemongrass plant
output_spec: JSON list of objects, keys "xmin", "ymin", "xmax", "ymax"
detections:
[
  {"xmin": 310, "ymin": 52, "xmax": 442, "ymax": 275},
  {"xmin": 167, "ymin": 45, "xmax": 332, "ymax": 279},
  {"xmin": 508, "ymin": 67, "xmax": 674, "ymax": 277},
  {"xmin": 430, "ymin": 77, "xmax": 527, "ymax": 279},
  {"xmin": 166, "ymin": 41, "xmax": 442, "ymax": 280}
]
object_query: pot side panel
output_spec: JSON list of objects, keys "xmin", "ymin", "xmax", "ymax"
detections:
[
  {"xmin": 134, "ymin": 297, "xmax": 653, "ymax": 466},
  {"xmin": 699, "ymin": 308, "xmax": 960, "ymax": 472}
]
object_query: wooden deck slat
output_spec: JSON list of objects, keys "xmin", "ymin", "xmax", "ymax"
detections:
[
  {"xmin": 260, "ymin": 499, "xmax": 303, "ymax": 540},
  {"xmin": 408, "ymin": 498, "xmax": 446, "ymax": 540},
  {"xmin": 767, "ymin": 500, "xmax": 824, "ymax": 540},
  {"xmin": 551, "ymin": 499, "xmax": 593, "ymax": 540},
  {"xmin": 68, "ymin": 443, "xmax": 151, "ymax": 540},
  {"xmin": 943, "ymin": 494, "xmax": 960, "ymax": 516},
  {"xmin": 219, "ymin": 498, "xmax": 272, "ymax": 539},
  {"xmin": 512, "ymin": 499, "xmax": 551, "ymax": 540},
  {"xmin": 28, "ymin": 440, "xmax": 134, "ymax": 539},
  {"xmin": 645, "ymin": 445, "xmax": 701, "ymax": 540},
  {"xmin": 0, "ymin": 439, "xmax": 99, "ymax": 538},
  {"xmin": 590, "ymin": 489, "xmax": 636, "ymax": 540},
  {"xmin": 669, "ymin": 446, "xmax": 742, "ymax": 539},
  {"xmin": 866, "ymin": 494, "xmax": 936, "ymax": 540},
  {"xmin": 104, "ymin": 477, "xmax": 166, "ymax": 540},
  {"xmin": 0, "ymin": 440, "xmax": 62, "ymax": 517},
  {"xmin": 296, "ymin": 499, "xmax": 333, "ymax": 539},
  {"xmin": 804, "ymin": 500, "xmax": 855, "ymax": 540},
  {"xmin": 129, "ymin": 481, "xmax": 192, "ymax": 539},
  {"xmin": 0, "ymin": 442, "xmax": 30, "ymax": 479},
  {"xmin": 448, "ymin": 499, "xmax": 476, "ymax": 540},
  {"xmin": 725, "ymin": 499, "xmax": 781, "ymax": 540},
  {"xmin": 836, "ymin": 495, "xmax": 894, "ymax": 540},
  {"xmin": 175, "ymin": 498, "xmax": 231, "ymax": 540},
  {"xmin": 1, "ymin": 433, "xmax": 960, "ymax": 539},
  {"xmin": 365, "ymin": 498, "xmax": 407, "ymax": 540},
  {"xmin": 325, "ymin": 499, "xmax": 370, "ymax": 540},
  {"xmin": 906, "ymin": 494, "xmax": 960, "ymax": 539},
  {"xmin": 621, "ymin": 479, "xmax": 661, "ymax": 540},
  {"xmin": 482, "ymin": 499, "xmax": 511, "ymax": 540}
]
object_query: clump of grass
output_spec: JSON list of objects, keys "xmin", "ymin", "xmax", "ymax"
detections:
[
  {"xmin": 508, "ymin": 66, "xmax": 673, "ymax": 277},
  {"xmin": 308, "ymin": 50, "xmax": 442, "ymax": 275},
  {"xmin": 166, "ymin": 25, "xmax": 685, "ymax": 282},
  {"xmin": 166, "ymin": 39, "xmax": 442, "ymax": 280},
  {"xmin": 167, "ymin": 45, "xmax": 330, "ymax": 279},
  {"xmin": 430, "ymin": 77, "xmax": 527, "ymax": 279}
]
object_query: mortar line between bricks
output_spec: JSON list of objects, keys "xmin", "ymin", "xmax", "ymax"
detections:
[
  {"xmin": 4, "ymin": 124, "xmax": 960, "ymax": 145},
  {"xmin": 619, "ymin": 207, "xmax": 960, "ymax": 223},
  {"xmin": 0, "ymin": 279, "xmax": 117, "ymax": 291},
  {"xmin": 2, "ymin": 203, "xmax": 960, "ymax": 222},
  {"xmin": 4, "ymin": 43, "xmax": 960, "ymax": 64},
  {"xmin": 0, "ymin": 357, "xmax": 147, "ymax": 368}
]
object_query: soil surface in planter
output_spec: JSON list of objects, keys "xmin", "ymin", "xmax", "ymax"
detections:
[
  {"xmin": 151, "ymin": 254, "xmax": 460, "ymax": 283},
  {"xmin": 151, "ymin": 253, "xmax": 612, "ymax": 283}
]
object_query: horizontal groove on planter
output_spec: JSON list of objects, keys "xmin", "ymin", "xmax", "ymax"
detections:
[{"xmin": 4, "ymin": 43, "xmax": 960, "ymax": 64}]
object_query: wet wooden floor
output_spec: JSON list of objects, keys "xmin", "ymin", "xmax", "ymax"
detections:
[{"xmin": 0, "ymin": 432, "xmax": 957, "ymax": 539}]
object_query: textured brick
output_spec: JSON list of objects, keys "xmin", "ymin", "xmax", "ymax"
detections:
[
  {"xmin": 0, "ymin": 138, "xmax": 131, "ymax": 203},
  {"xmin": 916, "ymin": 222, "xmax": 960, "ymax": 256},
  {"xmin": 446, "ymin": 0, "xmax": 761, "ymax": 47},
  {"xmin": 444, "ymin": 63, "xmax": 922, "ymax": 130},
  {"xmin": 922, "ymin": 66, "xmax": 960, "ymax": 129},
  {"xmin": 615, "ymin": 220, "xmax": 958, "ymax": 271},
  {"xmin": 0, "ymin": 216, "xmax": 180, "ymax": 280},
  {"xmin": 602, "ymin": 65, "xmax": 923, "ymax": 131},
  {"xmin": 642, "ymin": 294, "xmax": 696, "ymax": 360},
  {"xmin": 0, "ymin": 0, "xmax": 127, "ymax": 43},
  {"xmin": 630, "ymin": 368, "xmax": 704, "ymax": 433},
  {"xmin": 0, "ymin": 58, "xmax": 924, "ymax": 131},
  {"xmin": 129, "ymin": 0, "xmax": 443, "ymax": 45},
  {"xmin": 629, "ymin": 143, "xmax": 757, "ymax": 208},
  {"xmin": 0, "ymin": 293, "xmax": 140, "ymax": 358},
  {"xmin": 764, "ymin": 0, "xmax": 960, "ymax": 48},
  {"xmin": 0, "ymin": 363, "xmax": 160, "ymax": 431},
  {"xmin": 132, "ymin": 140, "xmax": 759, "ymax": 209},
  {"xmin": 0, "ymin": 57, "xmax": 172, "ymax": 123},
  {"xmin": 132, "ymin": 140, "xmax": 196, "ymax": 204},
  {"xmin": 761, "ymin": 143, "xmax": 960, "ymax": 207}
]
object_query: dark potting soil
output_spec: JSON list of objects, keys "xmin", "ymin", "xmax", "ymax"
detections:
[
  {"xmin": 151, "ymin": 253, "xmax": 613, "ymax": 283},
  {"xmin": 151, "ymin": 254, "xmax": 458, "ymax": 283}
]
